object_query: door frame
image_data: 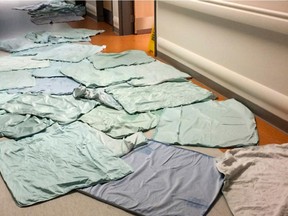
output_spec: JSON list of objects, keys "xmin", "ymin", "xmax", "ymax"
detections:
[
  {"xmin": 96, "ymin": 1, "xmax": 104, "ymax": 21},
  {"xmin": 95, "ymin": 0, "xmax": 134, "ymax": 35},
  {"xmin": 118, "ymin": 0, "xmax": 134, "ymax": 35}
]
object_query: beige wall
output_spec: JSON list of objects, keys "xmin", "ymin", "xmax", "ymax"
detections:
[
  {"xmin": 103, "ymin": 0, "xmax": 112, "ymax": 11},
  {"xmin": 135, "ymin": 0, "xmax": 154, "ymax": 18},
  {"xmin": 156, "ymin": 1, "xmax": 288, "ymax": 122},
  {"xmin": 134, "ymin": 0, "xmax": 154, "ymax": 34},
  {"xmin": 227, "ymin": 0, "xmax": 288, "ymax": 13}
]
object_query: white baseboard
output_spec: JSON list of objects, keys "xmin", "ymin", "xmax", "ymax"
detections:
[
  {"xmin": 157, "ymin": 37, "xmax": 288, "ymax": 122},
  {"xmin": 86, "ymin": 2, "xmax": 97, "ymax": 16}
]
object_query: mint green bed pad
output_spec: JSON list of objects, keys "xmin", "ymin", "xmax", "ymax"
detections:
[
  {"xmin": 60, "ymin": 60, "xmax": 143, "ymax": 87},
  {"xmin": 26, "ymin": 28, "xmax": 104, "ymax": 44},
  {"xmin": 0, "ymin": 56, "xmax": 49, "ymax": 72},
  {"xmin": 0, "ymin": 122, "xmax": 133, "ymax": 207},
  {"xmin": 88, "ymin": 50, "xmax": 155, "ymax": 69},
  {"xmin": 80, "ymin": 105, "xmax": 162, "ymax": 138},
  {"xmin": 153, "ymin": 99, "xmax": 259, "ymax": 147},
  {"xmin": 0, "ymin": 36, "xmax": 47, "ymax": 52},
  {"xmin": 0, "ymin": 113, "xmax": 53, "ymax": 139},
  {"xmin": 106, "ymin": 82, "xmax": 214, "ymax": 114},
  {"xmin": 127, "ymin": 60, "xmax": 190, "ymax": 86},
  {"xmin": 32, "ymin": 43, "xmax": 105, "ymax": 63},
  {"xmin": 0, "ymin": 94, "xmax": 98, "ymax": 124},
  {"xmin": 0, "ymin": 70, "xmax": 35, "ymax": 90}
]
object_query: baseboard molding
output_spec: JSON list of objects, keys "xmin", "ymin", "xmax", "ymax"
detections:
[
  {"xmin": 86, "ymin": 3, "xmax": 96, "ymax": 17},
  {"xmin": 113, "ymin": 27, "xmax": 119, "ymax": 35},
  {"xmin": 103, "ymin": 8, "xmax": 113, "ymax": 26},
  {"xmin": 86, "ymin": 12, "xmax": 97, "ymax": 21},
  {"xmin": 135, "ymin": 28, "xmax": 152, "ymax": 35},
  {"xmin": 135, "ymin": 16, "xmax": 154, "ymax": 34},
  {"xmin": 157, "ymin": 38, "xmax": 288, "ymax": 133}
]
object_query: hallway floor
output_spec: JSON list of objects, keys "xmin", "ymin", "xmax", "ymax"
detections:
[
  {"xmin": 0, "ymin": 2, "xmax": 287, "ymax": 215},
  {"xmin": 69, "ymin": 16, "xmax": 288, "ymax": 147}
]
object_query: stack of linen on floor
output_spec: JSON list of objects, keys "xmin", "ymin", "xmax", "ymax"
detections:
[
  {"xmin": 13, "ymin": 0, "xmax": 86, "ymax": 25},
  {"xmin": 1, "ymin": 24, "xmax": 287, "ymax": 216}
]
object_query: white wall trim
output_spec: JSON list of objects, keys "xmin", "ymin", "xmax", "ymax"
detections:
[
  {"xmin": 86, "ymin": 2, "xmax": 97, "ymax": 16},
  {"xmin": 160, "ymin": 1, "xmax": 288, "ymax": 35},
  {"xmin": 157, "ymin": 37, "xmax": 288, "ymax": 121},
  {"xmin": 135, "ymin": 16, "xmax": 154, "ymax": 33},
  {"xmin": 112, "ymin": 0, "xmax": 119, "ymax": 30},
  {"xmin": 204, "ymin": 0, "xmax": 288, "ymax": 20},
  {"xmin": 113, "ymin": 15, "xmax": 119, "ymax": 29}
]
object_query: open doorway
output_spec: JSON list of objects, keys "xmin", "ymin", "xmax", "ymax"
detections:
[
  {"xmin": 103, "ymin": 0, "xmax": 113, "ymax": 26},
  {"xmin": 91, "ymin": 0, "xmax": 154, "ymax": 36},
  {"xmin": 118, "ymin": 0, "xmax": 135, "ymax": 35},
  {"xmin": 118, "ymin": 0, "xmax": 155, "ymax": 35},
  {"xmin": 134, "ymin": 0, "xmax": 154, "ymax": 34}
]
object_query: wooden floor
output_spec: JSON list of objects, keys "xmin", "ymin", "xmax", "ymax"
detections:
[{"xmin": 70, "ymin": 16, "xmax": 288, "ymax": 147}]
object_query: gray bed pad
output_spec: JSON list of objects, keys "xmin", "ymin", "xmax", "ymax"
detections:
[{"xmin": 80, "ymin": 140, "xmax": 224, "ymax": 216}]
